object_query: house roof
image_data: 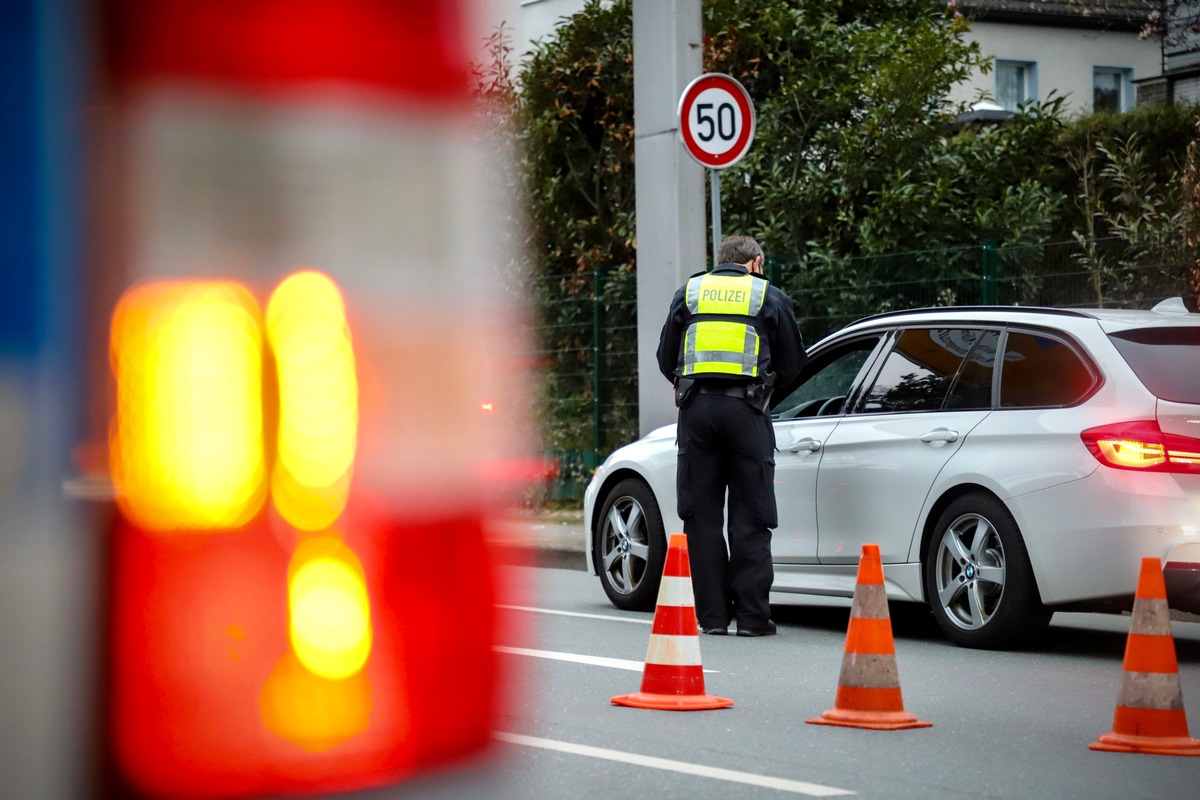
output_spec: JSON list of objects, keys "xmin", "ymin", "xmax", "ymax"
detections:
[{"xmin": 959, "ymin": 0, "xmax": 1158, "ymax": 31}]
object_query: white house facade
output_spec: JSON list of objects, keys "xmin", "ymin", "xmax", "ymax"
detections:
[
  {"xmin": 953, "ymin": 1, "xmax": 1163, "ymax": 114},
  {"xmin": 949, "ymin": 17, "xmax": 1160, "ymax": 113},
  {"xmin": 502, "ymin": 0, "xmax": 605, "ymax": 58},
  {"xmin": 502, "ymin": 0, "xmax": 1173, "ymax": 114}
]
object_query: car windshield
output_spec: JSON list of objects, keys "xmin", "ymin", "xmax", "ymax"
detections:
[{"xmin": 1108, "ymin": 326, "xmax": 1200, "ymax": 403}]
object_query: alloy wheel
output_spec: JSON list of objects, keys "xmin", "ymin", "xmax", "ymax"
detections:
[
  {"xmin": 933, "ymin": 512, "xmax": 1007, "ymax": 630},
  {"xmin": 599, "ymin": 495, "xmax": 652, "ymax": 596}
]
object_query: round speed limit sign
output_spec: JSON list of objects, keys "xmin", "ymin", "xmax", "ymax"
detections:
[{"xmin": 677, "ymin": 73, "xmax": 756, "ymax": 169}]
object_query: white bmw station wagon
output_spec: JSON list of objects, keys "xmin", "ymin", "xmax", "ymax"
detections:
[{"xmin": 584, "ymin": 301, "xmax": 1200, "ymax": 649}]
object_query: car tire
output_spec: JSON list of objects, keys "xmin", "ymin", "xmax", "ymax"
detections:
[
  {"xmin": 924, "ymin": 493, "xmax": 1051, "ymax": 649},
  {"xmin": 594, "ymin": 478, "xmax": 667, "ymax": 611}
]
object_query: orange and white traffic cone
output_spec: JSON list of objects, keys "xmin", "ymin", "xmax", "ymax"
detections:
[
  {"xmin": 807, "ymin": 543, "xmax": 931, "ymax": 730},
  {"xmin": 1090, "ymin": 557, "xmax": 1200, "ymax": 756},
  {"xmin": 612, "ymin": 533, "xmax": 733, "ymax": 711}
]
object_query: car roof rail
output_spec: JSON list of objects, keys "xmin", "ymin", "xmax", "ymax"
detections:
[{"xmin": 848, "ymin": 305, "xmax": 1098, "ymax": 326}]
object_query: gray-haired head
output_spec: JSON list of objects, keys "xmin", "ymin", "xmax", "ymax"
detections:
[{"xmin": 716, "ymin": 235, "xmax": 764, "ymax": 267}]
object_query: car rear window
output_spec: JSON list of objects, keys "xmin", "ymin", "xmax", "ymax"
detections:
[
  {"xmin": 999, "ymin": 331, "xmax": 1095, "ymax": 408},
  {"xmin": 1107, "ymin": 326, "xmax": 1200, "ymax": 403}
]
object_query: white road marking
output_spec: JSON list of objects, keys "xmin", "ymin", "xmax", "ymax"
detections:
[
  {"xmin": 494, "ymin": 646, "xmax": 646, "ymax": 672},
  {"xmin": 494, "ymin": 646, "xmax": 719, "ymax": 674},
  {"xmin": 494, "ymin": 733, "xmax": 855, "ymax": 797},
  {"xmin": 496, "ymin": 604, "xmax": 653, "ymax": 624}
]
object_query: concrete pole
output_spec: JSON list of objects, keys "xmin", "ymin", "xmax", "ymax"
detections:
[{"xmin": 633, "ymin": 0, "xmax": 705, "ymax": 436}]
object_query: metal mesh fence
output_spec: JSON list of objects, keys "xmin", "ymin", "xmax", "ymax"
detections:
[{"xmin": 531, "ymin": 233, "xmax": 1196, "ymax": 499}]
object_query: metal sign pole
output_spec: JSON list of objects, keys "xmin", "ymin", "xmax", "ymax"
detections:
[{"xmin": 710, "ymin": 168, "xmax": 721, "ymax": 267}]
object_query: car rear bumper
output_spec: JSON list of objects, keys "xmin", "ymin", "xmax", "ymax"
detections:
[{"xmin": 1011, "ymin": 469, "xmax": 1200, "ymax": 609}]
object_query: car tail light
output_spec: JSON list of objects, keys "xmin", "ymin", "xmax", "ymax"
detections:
[{"xmin": 1081, "ymin": 421, "xmax": 1200, "ymax": 474}]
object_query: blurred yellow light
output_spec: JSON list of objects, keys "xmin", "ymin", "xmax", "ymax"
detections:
[
  {"xmin": 110, "ymin": 281, "xmax": 266, "ymax": 530},
  {"xmin": 267, "ymin": 271, "xmax": 358, "ymax": 530},
  {"xmin": 259, "ymin": 650, "xmax": 373, "ymax": 752},
  {"xmin": 1097, "ymin": 438, "xmax": 1166, "ymax": 468},
  {"xmin": 288, "ymin": 538, "xmax": 372, "ymax": 680}
]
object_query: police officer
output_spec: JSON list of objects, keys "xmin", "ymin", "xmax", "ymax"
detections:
[{"xmin": 656, "ymin": 235, "xmax": 806, "ymax": 636}]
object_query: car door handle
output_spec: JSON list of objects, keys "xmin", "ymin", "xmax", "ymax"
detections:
[
  {"xmin": 784, "ymin": 438, "xmax": 822, "ymax": 453},
  {"xmin": 919, "ymin": 429, "xmax": 959, "ymax": 443}
]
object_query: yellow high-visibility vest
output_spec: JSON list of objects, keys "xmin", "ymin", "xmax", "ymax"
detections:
[{"xmin": 682, "ymin": 273, "xmax": 768, "ymax": 378}]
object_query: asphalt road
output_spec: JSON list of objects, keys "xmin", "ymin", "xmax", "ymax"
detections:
[
  {"xmin": 473, "ymin": 565, "xmax": 1200, "ymax": 800},
  {"xmin": 352, "ymin": 518, "xmax": 1200, "ymax": 799},
  {"xmin": 376, "ymin": 556, "xmax": 1200, "ymax": 800}
]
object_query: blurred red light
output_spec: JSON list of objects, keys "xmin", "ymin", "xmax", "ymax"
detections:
[
  {"xmin": 103, "ymin": 0, "xmax": 473, "ymax": 104},
  {"xmin": 106, "ymin": 271, "xmax": 510, "ymax": 795},
  {"xmin": 108, "ymin": 496, "xmax": 500, "ymax": 797},
  {"xmin": 98, "ymin": 0, "xmax": 526, "ymax": 794}
]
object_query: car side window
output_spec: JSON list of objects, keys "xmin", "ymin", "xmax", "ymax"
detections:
[
  {"xmin": 860, "ymin": 328, "xmax": 978, "ymax": 414},
  {"xmin": 944, "ymin": 329, "xmax": 999, "ymax": 410},
  {"xmin": 999, "ymin": 331, "xmax": 1096, "ymax": 408},
  {"xmin": 771, "ymin": 336, "xmax": 882, "ymax": 418}
]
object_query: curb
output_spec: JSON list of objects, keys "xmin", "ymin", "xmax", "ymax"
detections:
[
  {"xmin": 492, "ymin": 545, "xmax": 588, "ymax": 572},
  {"xmin": 487, "ymin": 511, "xmax": 587, "ymax": 572}
]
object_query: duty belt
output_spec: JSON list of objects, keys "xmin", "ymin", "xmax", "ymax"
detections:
[{"xmin": 696, "ymin": 383, "xmax": 750, "ymax": 398}]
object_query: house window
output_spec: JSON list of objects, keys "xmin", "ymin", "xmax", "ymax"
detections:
[
  {"xmin": 1093, "ymin": 68, "xmax": 1132, "ymax": 113},
  {"xmin": 996, "ymin": 61, "xmax": 1036, "ymax": 111}
]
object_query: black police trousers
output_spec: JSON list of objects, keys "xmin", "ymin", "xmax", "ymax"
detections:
[{"xmin": 676, "ymin": 392, "xmax": 777, "ymax": 631}]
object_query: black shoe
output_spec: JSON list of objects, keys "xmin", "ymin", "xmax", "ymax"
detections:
[
  {"xmin": 700, "ymin": 626, "xmax": 728, "ymax": 636},
  {"xmin": 736, "ymin": 620, "xmax": 777, "ymax": 637}
]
